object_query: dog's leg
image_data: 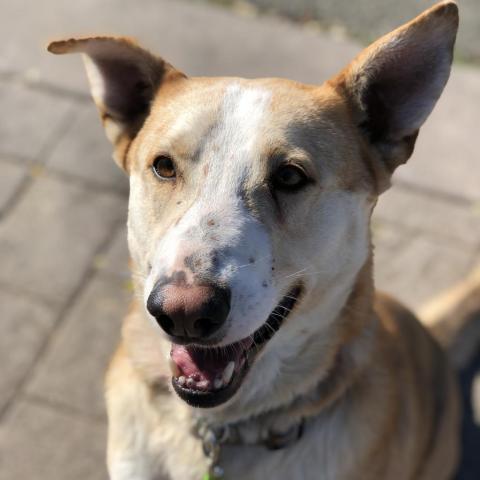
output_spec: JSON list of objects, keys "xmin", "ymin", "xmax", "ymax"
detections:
[
  {"xmin": 108, "ymin": 459, "xmax": 157, "ymax": 480},
  {"xmin": 105, "ymin": 345, "xmax": 169, "ymax": 480},
  {"xmin": 107, "ymin": 421, "xmax": 158, "ymax": 480}
]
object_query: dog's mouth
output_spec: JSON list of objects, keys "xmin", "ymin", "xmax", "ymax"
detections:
[{"xmin": 169, "ymin": 285, "xmax": 302, "ymax": 408}]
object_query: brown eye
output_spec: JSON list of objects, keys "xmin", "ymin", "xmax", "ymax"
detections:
[
  {"xmin": 271, "ymin": 164, "xmax": 309, "ymax": 192},
  {"xmin": 152, "ymin": 156, "xmax": 176, "ymax": 180}
]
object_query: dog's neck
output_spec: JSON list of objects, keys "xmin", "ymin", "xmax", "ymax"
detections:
[{"xmin": 193, "ymin": 255, "xmax": 378, "ymax": 432}]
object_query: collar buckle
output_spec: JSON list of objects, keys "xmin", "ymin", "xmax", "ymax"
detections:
[{"xmin": 264, "ymin": 418, "xmax": 305, "ymax": 450}]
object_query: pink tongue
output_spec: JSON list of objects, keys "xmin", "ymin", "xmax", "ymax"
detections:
[{"xmin": 170, "ymin": 339, "xmax": 253, "ymax": 383}]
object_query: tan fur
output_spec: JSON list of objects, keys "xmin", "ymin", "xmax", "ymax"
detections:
[
  {"xmin": 420, "ymin": 265, "xmax": 480, "ymax": 369},
  {"xmin": 49, "ymin": 2, "xmax": 464, "ymax": 479}
]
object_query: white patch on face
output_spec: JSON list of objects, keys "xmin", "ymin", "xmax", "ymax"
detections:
[{"xmin": 145, "ymin": 84, "xmax": 279, "ymax": 345}]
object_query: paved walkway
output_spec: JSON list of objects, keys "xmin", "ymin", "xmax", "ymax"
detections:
[
  {"xmin": 236, "ymin": 0, "xmax": 480, "ymax": 64},
  {"xmin": 0, "ymin": 1, "xmax": 479, "ymax": 478}
]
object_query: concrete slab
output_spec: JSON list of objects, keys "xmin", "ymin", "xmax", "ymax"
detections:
[
  {"xmin": 0, "ymin": 0, "xmax": 359, "ymax": 93},
  {"xmin": 246, "ymin": 0, "xmax": 480, "ymax": 63},
  {"xmin": 0, "ymin": 81, "xmax": 73, "ymax": 160},
  {"xmin": 0, "ymin": 160, "xmax": 26, "ymax": 213},
  {"xmin": 26, "ymin": 274, "xmax": 129, "ymax": 418},
  {"xmin": 0, "ymin": 173, "xmax": 126, "ymax": 303},
  {"xmin": 374, "ymin": 184, "xmax": 480, "ymax": 249},
  {"xmin": 0, "ymin": 399, "xmax": 107, "ymax": 480},
  {"xmin": 94, "ymin": 223, "xmax": 130, "ymax": 279},
  {"xmin": 47, "ymin": 102, "xmax": 129, "ymax": 193},
  {"xmin": 373, "ymin": 222, "xmax": 477, "ymax": 310},
  {"xmin": 0, "ymin": 290, "xmax": 55, "ymax": 413}
]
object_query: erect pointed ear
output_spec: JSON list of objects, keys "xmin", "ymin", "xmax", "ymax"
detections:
[
  {"xmin": 48, "ymin": 37, "xmax": 186, "ymax": 170},
  {"xmin": 330, "ymin": 1, "xmax": 458, "ymax": 191}
]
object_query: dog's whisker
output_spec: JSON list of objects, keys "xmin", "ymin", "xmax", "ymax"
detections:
[
  {"xmin": 283, "ymin": 268, "xmax": 309, "ymax": 279},
  {"xmin": 281, "ymin": 265, "xmax": 331, "ymax": 282},
  {"xmin": 298, "ymin": 270, "xmax": 330, "ymax": 277}
]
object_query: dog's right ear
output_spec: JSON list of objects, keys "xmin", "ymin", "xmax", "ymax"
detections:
[{"xmin": 48, "ymin": 37, "xmax": 186, "ymax": 170}]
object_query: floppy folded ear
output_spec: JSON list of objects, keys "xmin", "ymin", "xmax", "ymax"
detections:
[
  {"xmin": 332, "ymin": 1, "xmax": 458, "ymax": 188},
  {"xmin": 48, "ymin": 37, "xmax": 185, "ymax": 169}
]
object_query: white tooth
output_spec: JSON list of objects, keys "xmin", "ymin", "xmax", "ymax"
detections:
[
  {"xmin": 197, "ymin": 380, "xmax": 210, "ymax": 390},
  {"xmin": 178, "ymin": 376, "xmax": 186, "ymax": 386},
  {"xmin": 222, "ymin": 361, "xmax": 235, "ymax": 385},
  {"xmin": 214, "ymin": 377, "xmax": 223, "ymax": 390},
  {"xmin": 186, "ymin": 377, "xmax": 195, "ymax": 388},
  {"xmin": 168, "ymin": 358, "xmax": 181, "ymax": 377}
]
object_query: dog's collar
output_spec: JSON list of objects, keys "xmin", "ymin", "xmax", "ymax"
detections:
[
  {"xmin": 193, "ymin": 417, "xmax": 305, "ymax": 478},
  {"xmin": 194, "ymin": 415, "xmax": 305, "ymax": 450}
]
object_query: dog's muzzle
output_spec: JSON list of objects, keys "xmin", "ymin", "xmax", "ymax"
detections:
[{"xmin": 154, "ymin": 284, "xmax": 303, "ymax": 408}]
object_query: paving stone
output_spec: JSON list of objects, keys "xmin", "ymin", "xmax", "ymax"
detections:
[
  {"xmin": 247, "ymin": 0, "xmax": 480, "ymax": 64},
  {"xmin": 0, "ymin": 160, "xmax": 26, "ymax": 213},
  {"xmin": 373, "ymin": 222, "xmax": 478, "ymax": 311},
  {"xmin": 374, "ymin": 184, "xmax": 480, "ymax": 249},
  {"xmin": 0, "ymin": 81, "xmax": 73, "ymax": 160},
  {"xmin": 0, "ymin": 173, "xmax": 126, "ymax": 303},
  {"xmin": 0, "ymin": 399, "xmax": 106, "ymax": 480},
  {"xmin": 26, "ymin": 274, "xmax": 130, "ymax": 418},
  {"xmin": 0, "ymin": 0, "xmax": 359, "ymax": 93},
  {"xmin": 0, "ymin": 290, "xmax": 55, "ymax": 412},
  {"xmin": 371, "ymin": 220, "xmax": 409, "ymax": 261},
  {"xmin": 94, "ymin": 223, "xmax": 130, "ymax": 279},
  {"xmin": 47, "ymin": 102, "xmax": 129, "ymax": 192}
]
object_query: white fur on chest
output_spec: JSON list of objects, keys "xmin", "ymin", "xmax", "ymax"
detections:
[{"xmin": 140, "ymin": 392, "xmax": 371, "ymax": 480}]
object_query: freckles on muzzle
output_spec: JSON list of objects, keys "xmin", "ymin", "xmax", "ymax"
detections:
[{"xmin": 143, "ymin": 209, "xmax": 304, "ymax": 407}]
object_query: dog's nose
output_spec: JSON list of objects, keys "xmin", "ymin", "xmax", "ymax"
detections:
[{"xmin": 146, "ymin": 283, "xmax": 230, "ymax": 340}]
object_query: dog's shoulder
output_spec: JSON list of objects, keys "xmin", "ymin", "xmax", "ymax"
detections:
[{"xmin": 373, "ymin": 290, "xmax": 450, "ymax": 387}]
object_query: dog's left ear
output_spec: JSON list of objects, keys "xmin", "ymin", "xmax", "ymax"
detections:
[
  {"xmin": 331, "ymin": 1, "xmax": 458, "ymax": 191},
  {"xmin": 48, "ymin": 37, "xmax": 186, "ymax": 170}
]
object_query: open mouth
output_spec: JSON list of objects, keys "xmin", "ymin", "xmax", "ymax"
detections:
[{"xmin": 169, "ymin": 285, "xmax": 302, "ymax": 408}]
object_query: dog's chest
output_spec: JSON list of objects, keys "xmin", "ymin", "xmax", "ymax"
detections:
[{"xmin": 154, "ymin": 407, "xmax": 362, "ymax": 480}]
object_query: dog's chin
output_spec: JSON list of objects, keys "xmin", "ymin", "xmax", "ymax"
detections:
[{"xmin": 169, "ymin": 284, "xmax": 302, "ymax": 409}]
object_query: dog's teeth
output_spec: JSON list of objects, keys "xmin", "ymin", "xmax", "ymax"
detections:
[
  {"xmin": 214, "ymin": 377, "xmax": 223, "ymax": 390},
  {"xmin": 222, "ymin": 361, "xmax": 235, "ymax": 385},
  {"xmin": 178, "ymin": 376, "xmax": 186, "ymax": 386},
  {"xmin": 197, "ymin": 380, "xmax": 210, "ymax": 390},
  {"xmin": 186, "ymin": 377, "xmax": 195, "ymax": 388},
  {"xmin": 168, "ymin": 358, "xmax": 181, "ymax": 377}
]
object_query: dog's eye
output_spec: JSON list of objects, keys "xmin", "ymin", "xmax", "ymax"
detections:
[
  {"xmin": 271, "ymin": 165, "xmax": 309, "ymax": 192},
  {"xmin": 152, "ymin": 156, "xmax": 176, "ymax": 180}
]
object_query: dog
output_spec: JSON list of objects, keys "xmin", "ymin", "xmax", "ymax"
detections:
[{"xmin": 48, "ymin": 2, "xmax": 465, "ymax": 478}]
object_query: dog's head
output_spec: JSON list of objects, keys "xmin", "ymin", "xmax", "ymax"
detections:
[{"xmin": 49, "ymin": 1, "xmax": 458, "ymax": 409}]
